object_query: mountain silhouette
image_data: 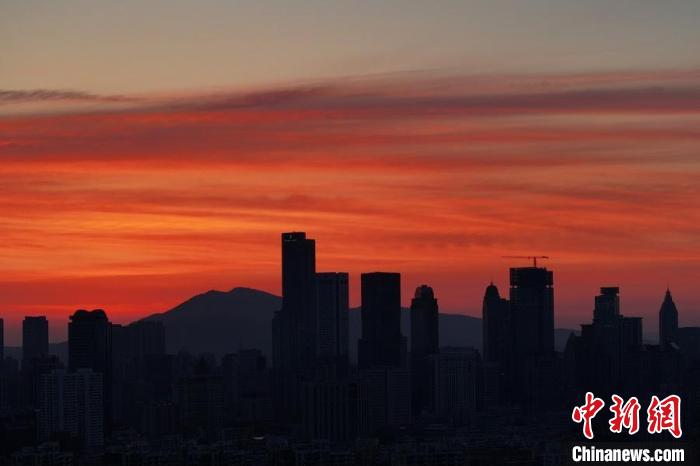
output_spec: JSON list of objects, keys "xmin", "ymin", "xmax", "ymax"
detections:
[
  {"xmin": 140, "ymin": 286, "xmax": 574, "ymax": 359},
  {"xmin": 142, "ymin": 287, "xmax": 280, "ymax": 357}
]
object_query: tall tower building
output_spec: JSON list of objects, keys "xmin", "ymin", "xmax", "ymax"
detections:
[
  {"xmin": 272, "ymin": 232, "xmax": 317, "ymax": 422},
  {"xmin": 410, "ymin": 285, "xmax": 439, "ymax": 416},
  {"xmin": 23, "ymin": 316, "xmax": 49, "ymax": 365},
  {"xmin": 358, "ymin": 272, "xmax": 406, "ymax": 369},
  {"xmin": 509, "ymin": 266, "xmax": 554, "ymax": 357},
  {"xmin": 69, "ymin": 309, "xmax": 112, "ymax": 430},
  {"xmin": 482, "ymin": 282, "xmax": 510, "ymax": 363},
  {"xmin": 593, "ymin": 287, "xmax": 620, "ymax": 325},
  {"xmin": 316, "ymin": 272, "xmax": 349, "ymax": 372},
  {"xmin": 659, "ymin": 288, "xmax": 679, "ymax": 348},
  {"xmin": 273, "ymin": 232, "xmax": 318, "ymax": 371},
  {"xmin": 0, "ymin": 318, "xmax": 4, "ymax": 363},
  {"xmin": 481, "ymin": 282, "xmax": 512, "ymax": 405},
  {"xmin": 410, "ymin": 285, "xmax": 439, "ymax": 359},
  {"xmin": 69, "ymin": 310, "xmax": 111, "ymax": 373}
]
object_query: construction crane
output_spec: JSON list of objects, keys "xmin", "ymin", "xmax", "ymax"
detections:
[{"xmin": 501, "ymin": 255, "xmax": 550, "ymax": 267}]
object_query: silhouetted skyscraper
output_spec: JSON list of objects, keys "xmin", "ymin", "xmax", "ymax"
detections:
[
  {"xmin": 566, "ymin": 287, "xmax": 645, "ymax": 398},
  {"xmin": 593, "ymin": 287, "xmax": 620, "ymax": 324},
  {"xmin": 509, "ymin": 266, "xmax": 554, "ymax": 357},
  {"xmin": 411, "ymin": 285, "xmax": 438, "ymax": 359},
  {"xmin": 482, "ymin": 282, "xmax": 510, "ymax": 363},
  {"xmin": 112, "ymin": 320, "xmax": 165, "ymax": 375},
  {"xmin": 0, "ymin": 318, "xmax": 4, "ymax": 363},
  {"xmin": 358, "ymin": 272, "xmax": 406, "ymax": 369},
  {"xmin": 111, "ymin": 320, "xmax": 166, "ymax": 426},
  {"xmin": 410, "ymin": 285, "xmax": 438, "ymax": 416},
  {"xmin": 481, "ymin": 282, "xmax": 511, "ymax": 404},
  {"xmin": 23, "ymin": 316, "xmax": 49, "ymax": 366},
  {"xmin": 69, "ymin": 309, "xmax": 112, "ymax": 431},
  {"xmin": 273, "ymin": 232, "xmax": 318, "ymax": 371},
  {"xmin": 69, "ymin": 310, "xmax": 111, "ymax": 373},
  {"xmin": 356, "ymin": 273, "xmax": 410, "ymax": 433},
  {"xmin": 21, "ymin": 316, "xmax": 55, "ymax": 408},
  {"xmin": 272, "ymin": 232, "xmax": 317, "ymax": 421},
  {"xmin": 505, "ymin": 266, "xmax": 555, "ymax": 406},
  {"xmin": 659, "ymin": 288, "xmax": 679, "ymax": 348},
  {"xmin": 316, "ymin": 272, "xmax": 349, "ymax": 372}
]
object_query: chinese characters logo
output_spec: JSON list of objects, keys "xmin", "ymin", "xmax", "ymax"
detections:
[{"xmin": 571, "ymin": 392, "xmax": 682, "ymax": 439}]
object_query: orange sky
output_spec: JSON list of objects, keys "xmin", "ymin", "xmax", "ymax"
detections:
[{"xmin": 1, "ymin": 70, "xmax": 699, "ymax": 344}]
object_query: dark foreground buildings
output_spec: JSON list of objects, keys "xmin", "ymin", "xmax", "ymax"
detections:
[{"xmin": 563, "ymin": 286, "xmax": 700, "ymax": 423}]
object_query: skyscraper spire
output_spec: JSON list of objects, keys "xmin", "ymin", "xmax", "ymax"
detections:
[{"xmin": 659, "ymin": 288, "xmax": 679, "ymax": 348}]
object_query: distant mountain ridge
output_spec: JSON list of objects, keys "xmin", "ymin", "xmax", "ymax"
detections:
[
  {"xmin": 142, "ymin": 287, "xmax": 280, "ymax": 357},
  {"xmin": 139, "ymin": 286, "xmax": 575, "ymax": 359}
]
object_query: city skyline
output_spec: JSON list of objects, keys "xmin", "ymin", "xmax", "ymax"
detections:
[
  {"xmin": 1, "ymin": 230, "xmax": 697, "ymax": 461},
  {"xmin": 0, "ymin": 233, "xmax": 695, "ymax": 346}
]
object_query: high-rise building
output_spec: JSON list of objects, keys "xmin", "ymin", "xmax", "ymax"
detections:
[
  {"xmin": 566, "ymin": 287, "xmax": 646, "ymax": 398},
  {"xmin": 68, "ymin": 309, "xmax": 112, "ymax": 430},
  {"xmin": 316, "ymin": 272, "xmax": 349, "ymax": 372},
  {"xmin": 358, "ymin": 272, "xmax": 406, "ymax": 369},
  {"xmin": 273, "ymin": 232, "xmax": 318, "ymax": 372},
  {"xmin": 111, "ymin": 320, "xmax": 165, "ymax": 377},
  {"xmin": 593, "ymin": 287, "xmax": 620, "ymax": 324},
  {"xmin": 22, "ymin": 316, "xmax": 49, "ymax": 366},
  {"xmin": 411, "ymin": 285, "xmax": 438, "ymax": 359},
  {"xmin": 69, "ymin": 310, "xmax": 111, "ymax": 373},
  {"xmin": 659, "ymin": 288, "xmax": 679, "ymax": 348},
  {"xmin": 482, "ymin": 282, "xmax": 510, "ymax": 363},
  {"xmin": 509, "ymin": 266, "xmax": 554, "ymax": 358},
  {"xmin": 356, "ymin": 273, "xmax": 410, "ymax": 434},
  {"xmin": 38, "ymin": 369, "xmax": 104, "ymax": 451},
  {"xmin": 111, "ymin": 320, "xmax": 166, "ymax": 426},
  {"xmin": 504, "ymin": 266, "xmax": 555, "ymax": 406},
  {"xmin": 410, "ymin": 285, "xmax": 438, "ymax": 416},
  {"xmin": 0, "ymin": 318, "xmax": 4, "ymax": 363},
  {"xmin": 272, "ymin": 232, "xmax": 317, "ymax": 421},
  {"xmin": 128, "ymin": 321, "xmax": 166, "ymax": 360}
]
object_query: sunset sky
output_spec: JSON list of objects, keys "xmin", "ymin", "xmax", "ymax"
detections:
[{"xmin": 1, "ymin": 1, "xmax": 699, "ymax": 343}]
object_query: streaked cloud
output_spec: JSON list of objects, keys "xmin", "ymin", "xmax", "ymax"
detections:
[{"xmin": 0, "ymin": 89, "xmax": 138, "ymax": 105}]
